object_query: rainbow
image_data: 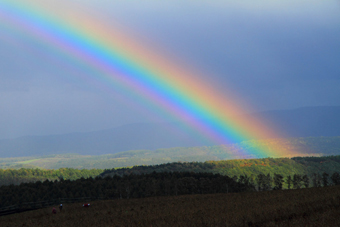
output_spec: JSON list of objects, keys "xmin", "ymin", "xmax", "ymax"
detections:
[{"xmin": 0, "ymin": 0, "xmax": 299, "ymax": 158}]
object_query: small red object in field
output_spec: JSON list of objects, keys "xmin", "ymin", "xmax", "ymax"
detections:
[
  {"xmin": 83, "ymin": 203, "xmax": 90, "ymax": 207},
  {"xmin": 52, "ymin": 208, "xmax": 57, "ymax": 214}
]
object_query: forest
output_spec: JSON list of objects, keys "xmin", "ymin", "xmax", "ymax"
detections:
[
  {"xmin": 0, "ymin": 168, "xmax": 103, "ymax": 186},
  {"xmin": 1, "ymin": 169, "xmax": 340, "ymax": 211},
  {"xmin": 1, "ymin": 155, "xmax": 340, "ymax": 224},
  {"xmin": 2, "ymin": 155, "xmax": 340, "ymax": 188},
  {"xmin": 0, "ymin": 172, "xmax": 246, "ymax": 209},
  {"xmin": 100, "ymin": 155, "xmax": 340, "ymax": 188}
]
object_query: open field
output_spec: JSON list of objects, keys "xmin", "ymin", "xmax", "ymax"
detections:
[
  {"xmin": 1, "ymin": 185, "xmax": 340, "ymax": 226},
  {"xmin": 1, "ymin": 136, "xmax": 340, "ymax": 169}
]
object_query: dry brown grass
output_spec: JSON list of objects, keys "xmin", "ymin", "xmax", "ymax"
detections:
[{"xmin": 1, "ymin": 186, "xmax": 340, "ymax": 227}]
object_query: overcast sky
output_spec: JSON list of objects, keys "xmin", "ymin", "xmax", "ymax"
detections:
[{"xmin": 0, "ymin": 0, "xmax": 339, "ymax": 139}]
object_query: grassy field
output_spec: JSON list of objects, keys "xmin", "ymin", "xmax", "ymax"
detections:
[
  {"xmin": 1, "ymin": 186, "xmax": 340, "ymax": 226},
  {"xmin": 2, "ymin": 136, "xmax": 340, "ymax": 169}
]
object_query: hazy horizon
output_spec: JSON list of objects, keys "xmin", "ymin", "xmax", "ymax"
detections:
[{"xmin": 0, "ymin": 105, "xmax": 338, "ymax": 140}]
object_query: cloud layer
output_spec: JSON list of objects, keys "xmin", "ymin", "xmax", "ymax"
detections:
[{"xmin": 0, "ymin": 0, "xmax": 339, "ymax": 139}]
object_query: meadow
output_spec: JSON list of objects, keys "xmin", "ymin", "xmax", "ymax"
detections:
[
  {"xmin": 2, "ymin": 136, "xmax": 340, "ymax": 170},
  {"xmin": 1, "ymin": 185, "xmax": 340, "ymax": 226}
]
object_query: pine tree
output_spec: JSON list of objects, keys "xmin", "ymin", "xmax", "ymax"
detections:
[
  {"xmin": 286, "ymin": 175, "xmax": 292, "ymax": 189},
  {"xmin": 322, "ymin": 172, "xmax": 329, "ymax": 187},
  {"xmin": 273, "ymin": 174, "xmax": 284, "ymax": 190},
  {"xmin": 331, "ymin": 172, "xmax": 340, "ymax": 185},
  {"xmin": 293, "ymin": 174, "xmax": 302, "ymax": 189},
  {"xmin": 302, "ymin": 175, "xmax": 309, "ymax": 188}
]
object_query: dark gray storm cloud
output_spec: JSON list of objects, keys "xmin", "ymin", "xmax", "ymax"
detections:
[
  {"xmin": 104, "ymin": 0, "xmax": 340, "ymax": 111},
  {"xmin": 0, "ymin": 0, "xmax": 339, "ymax": 139}
]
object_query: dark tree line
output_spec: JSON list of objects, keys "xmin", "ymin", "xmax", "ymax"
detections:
[
  {"xmin": 0, "ymin": 168, "xmax": 103, "ymax": 186},
  {"xmin": 100, "ymin": 162, "xmax": 215, "ymax": 177},
  {"xmin": 234, "ymin": 172, "xmax": 340, "ymax": 191},
  {"xmin": 100, "ymin": 156, "xmax": 340, "ymax": 186},
  {"xmin": 2, "ymin": 170, "xmax": 340, "ymax": 209},
  {"xmin": 0, "ymin": 171, "xmax": 250, "ymax": 209}
]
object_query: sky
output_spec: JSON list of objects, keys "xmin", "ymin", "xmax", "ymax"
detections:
[{"xmin": 0, "ymin": 0, "xmax": 339, "ymax": 139}]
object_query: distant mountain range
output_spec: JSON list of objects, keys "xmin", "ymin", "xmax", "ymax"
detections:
[{"xmin": 1, "ymin": 106, "xmax": 340, "ymax": 157}]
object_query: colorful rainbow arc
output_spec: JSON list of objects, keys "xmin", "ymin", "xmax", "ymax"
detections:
[{"xmin": 0, "ymin": 0, "xmax": 298, "ymax": 158}]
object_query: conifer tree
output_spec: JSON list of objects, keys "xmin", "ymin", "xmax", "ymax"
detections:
[
  {"xmin": 293, "ymin": 174, "xmax": 302, "ymax": 189},
  {"xmin": 322, "ymin": 172, "xmax": 329, "ymax": 187},
  {"xmin": 273, "ymin": 174, "xmax": 284, "ymax": 190},
  {"xmin": 286, "ymin": 175, "xmax": 292, "ymax": 189},
  {"xmin": 331, "ymin": 172, "xmax": 340, "ymax": 185},
  {"xmin": 302, "ymin": 175, "xmax": 309, "ymax": 188}
]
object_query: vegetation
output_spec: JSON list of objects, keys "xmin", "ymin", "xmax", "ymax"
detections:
[
  {"xmin": 0, "ymin": 168, "xmax": 103, "ymax": 186},
  {"xmin": 2, "ymin": 167, "xmax": 340, "ymax": 210},
  {"xmin": 1, "ymin": 154, "xmax": 340, "ymax": 226},
  {"xmin": 1, "ymin": 136, "xmax": 340, "ymax": 226},
  {"xmin": 1, "ymin": 136, "xmax": 340, "ymax": 169},
  {"xmin": 0, "ymin": 172, "xmax": 248, "ymax": 209},
  {"xmin": 101, "ymin": 155, "xmax": 340, "ymax": 188},
  {"xmin": 1, "ymin": 186, "xmax": 340, "ymax": 226},
  {"xmin": 2, "ymin": 155, "xmax": 340, "ymax": 188}
]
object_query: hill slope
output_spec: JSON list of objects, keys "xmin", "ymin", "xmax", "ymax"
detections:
[{"xmin": 100, "ymin": 155, "xmax": 340, "ymax": 185}]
